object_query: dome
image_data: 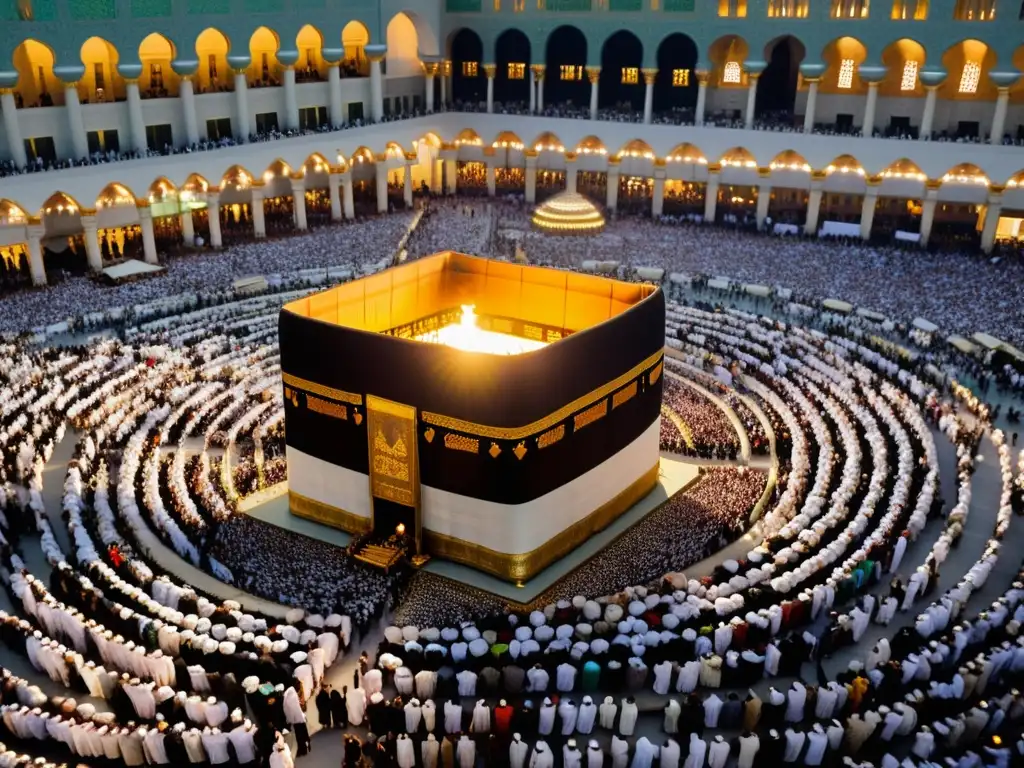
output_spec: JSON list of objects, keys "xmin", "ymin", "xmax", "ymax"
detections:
[{"xmin": 531, "ymin": 192, "xmax": 605, "ymax": 235}]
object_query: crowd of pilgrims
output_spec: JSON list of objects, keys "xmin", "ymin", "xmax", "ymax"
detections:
[
  {"xmin": 0, "ymin": 184, "xmax": 1023, "ymax": 767},
  {"xmin": 659, "ymin": 379, "xmax": 742, "ymax": 461}
]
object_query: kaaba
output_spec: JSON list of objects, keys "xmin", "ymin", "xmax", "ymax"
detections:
[{"xmin": 279, "ymin": 252, "xmax": 665, "ymax": 582}]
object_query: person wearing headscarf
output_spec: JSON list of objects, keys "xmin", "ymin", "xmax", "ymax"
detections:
[{"xmin": 314, "ymin": 684, "xmax": 332, "ymax": 730}]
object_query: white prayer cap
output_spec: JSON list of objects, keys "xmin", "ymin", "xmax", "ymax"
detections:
[
  {"xmin": 325, "ymin": 614, "xmax": 343, "ymax": 628},
  {"xmin": 555, "ymin": 625, "xmax": 573, "ymax": 641},
  {"xmin": 285, "ymin": 608, "xmax": 305, "ymax": 625},
  {"xmin": 441, "ymin": 627, "xmax": 459, "ymax": 642},
  {"xmin": 628, "ymin": 601, "xmax": 646, "ymax": 617},
  {"xmin": 469, "ymin": 638, "xmax": 489, "ymax": 657},
  {"xmin": 210, "ymin": 624, "xmax": 227, "ymax": 641},
  {"xmin": 462, "ymin": 626, "xmax": 481, "ymax": 642},
  {"xmin": 604, "ymin": 604, "xmax": 624, "ymax": 623},
  {"xmin": 521, "ymin": 639, "xmax": 540, "ymax": 656},
  {"xmin": 280, "ymin": 626, "xmax": 300, "ymax": 644},
  {"xmin": 384, "ymin": 626, "xmax": 404, "ymax": 644},
  {"xmin": 612, "ymin": 634, "xmax": 631, "ymax": 647},
  {"xmin": 271, "ymin": 640, "xmax": 289, "ymax": 654},
  {"xmin": 223, "ymin": 600, "xmax": 242, "ymax": 611},
  {"xmin": 583, "ymin": 601, "xmax": 601, "ymax": 621},
  {"xmin": 402, "ymin": 626, "xmax": 420, "ymax": 642},
  {"xmin": 590, "ymin": 638, "xmax": 609, "ymax": 655},
  {"xmin": 305, "ymin": 615, "xmax": 325, "ymax": 629},
  {"xmin": 290, "ymin": 651, "xmax": 307, "ymax": 664},
  {"xmin": 419, "ymin": 627, "xmax": 440, "ymax": 642},
  {"xmin": 403, "ymin": 641, "xmax": 423, "ymax": 654},
  {"xmin": 195, "ymin": 618, "xmax": 212, "ymax": 635},
  {"xmin": 219, "ymin": 642, "xmax": 236, "ymax": 655},
  {"xmin": 515, "ymin": 627, "xmax": 533, "ymax": 642},
  {"xmin": 226, "ymin": 628, "xmax": 243, "ymax": 643},
  {"xmin": 529, "ymin": 611, "xmax": 546, "ymax": 628},
  {"xmin": 572, "ymin": 596, "xmax": 586, "ymax": 610}
]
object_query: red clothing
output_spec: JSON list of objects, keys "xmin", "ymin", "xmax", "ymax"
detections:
[{"xmin": 494, "ymin": 705, "xmax": 513, "ymax": 733}]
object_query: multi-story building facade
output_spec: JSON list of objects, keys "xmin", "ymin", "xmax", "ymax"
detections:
[{"xmin": 1, "ymin": 0, "xmax": 1024, "ymax": 286}]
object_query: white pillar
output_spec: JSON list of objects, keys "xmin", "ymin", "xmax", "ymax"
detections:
[
  {"xmin": 369, "ymin": 54, "xmax": 385, "ymax": 122},
  {"xmin": 403, "ymin": 165, "xmax": 413, "ymax": 207},
  {"xmin": 125, "ymin": 80, "xmax": 148, "ymax": 154},
  {"xmin": 342, "ymin": 172, "xmax": 355, "ymax": 219},
  {"xmin": 81, "ymin": 215, "xmax": 103, "ymax": 271},
  {"xmin": 704, "ymin": 169, "xmax": 720, "ymax": 222},
  {"xmin": 484, "ymin": 64, "xmax": 495, "ymax": 113},
  {"xmin": 251, "ymin": 187, "xmax": 266, "ymax": 238},
  {"xmin": 695, "ymin": 72, "xmax": 708, "ymax": 127},
  {"xmin": 920, "ymin": 85, "xmax": 938, "ymax": 140},
  {"xmin": 283, "ymin": 66, "xmax": 299, "ymax": 131},
  {"xmin": 525, "ymin": 152, "xmax": 538, "ymax": 204},
  {"xmin": 424, "ymin": 64, "xmax": 436, "ymax": 113},
  {"xmin": 291, "ymin": 177, "xmax": 307, "ymax": 230},
  {"xmin": 862, "ymin": 81, "xmax": 879, "ymax": 138},
  {"xmin": 606, "ymin": 163, "xmax": 620, "ymax": 211},
  {"xmin": 486, "ymin": 156, "xmax": 496, "ymax": 197},
  {"xmin": 207, "ymin": 192, "xmax": 222, "ymax": 246},
  {"xmin": 860, "ymin": 185, "xmax": 879, "ymax": 240},
  {"xmin": 990, "ymin": 87, "xmax": 1010, "ymax": 145},
  {"xmin": 64, "ymin": 84, "xmax": 89, "ymax": 159},
  {"xmin": 587, "ymin": 67, "xmax": 600, "ymax": 120},
  {"xmin": 27, "ymin": 224, "xmax": 46, "ymax": 286},
  {"xmin": 528, "ymin": 67, "xmax": 536, "ymax": 113},
  {"xmin": 179, "ymin": 77, "xmax": 200, "ymax": 145},
  {"xmin": 565, "ymin": 158, "xmax": 577, "ymax": 194},
  {"xmin": 753, "ymin": 177, "xmax": 770, "ymax": 228},
  {"xmin": 180, "ymin": 209, "xmax": 194, "ymax": 244},
  {"xmin": 440, "ymin": 61, "xmax": 449, "ymax": 107},
  {"xmin": 744, "ymin": 74, "xmax": 759, "ymax": 130},
  {"xmin": 805, "ymin": 180, "xmax": 823, "ymax": 236},
  {"xmin": 803, "ymin": 79, "xmax": 818, "ymax": 133},
  {"xmin": 652, "ymin": 168, "xmax": 665, "ymax": 217},
  {"xmin": 919, "ymin": 184, "xmax": 939, "ymax": 246},
  {"xmin": 444, "ymin": 156, "xmax": 457, "ymax": 195},
  {"xmin": 328, "ymin": 65, "xmax": 343, "ymax": 126},
  {"xmin": 329, "ymin": 172, "xmax": 343, "ymax": 221},
  {"xmin": 139, "ymin": 207, "xmax": 158, "ymax": 264},
  {"xmin": 233, "ymin": 71, "xmax": 250, "ymax": 141},
  {"xmin": 532, "ymin": 67, "xmax": 545, "ymax": 112},
  {"xmin": 375, "ymin": 160, "xmax": 388, "ymax": 213},
  {"xmin": 642, "ymin": 69, "xmax": 656, "ymax": 125},
  {"xmin": 981, "ymin": 190, "xmax": 1002, "ymax": 253},
  {"xmin": 1, "ymin": 90, "xmax": 27, "ymax": 169}
]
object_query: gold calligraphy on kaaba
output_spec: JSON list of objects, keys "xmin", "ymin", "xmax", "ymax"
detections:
[
  {"xmin": 612, "ymin": 381, "xmax": 638, "ymax": 410},
  {"xmin": 649, "ymin": 361, "xmax": 663, "ymax": 385},
  {"xmin": 308, "ymin": 395, "xmax": 348, "ymax": 420},
  {"xmin": 574, "ymin": 399, "xmax": 608, "ymax": 432},
  {"xmin": 537, "ymin": 424, "xmax": 565, "ymax": 450},
  {"xmin": 366, "ymin": 395, "xmax": 419, "ymax": 509},
  {"xmin": 444, "ymin": 433, "xmax": 479, "ymax": 454}
]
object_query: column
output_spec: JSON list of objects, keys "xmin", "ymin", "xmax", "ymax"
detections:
[
  {"xmin": 805, "ymin": 176, "xmax": 824, "ymax": 236},
  {"xmin": 803, "ymin": 78, "xmax": 818, "ymax": 133},
  {"xmin": 251, "ymin": 187, "xmax": 266, "ymax": 238},
  {"xmin": 484, "ymin": 65, "xmax": 496, "ymax": 114},
  {"xmin": 368, "ymin": 51, "xmax": 386, "ymax": 123},
  {"xmin": 565, "ymin": 154, "xmax": 577, "ymax": 194},
  {"xmin": 233, "ymin": 70, "xmax": 250, "ymax": 141},
  {"xmin": 695, "ymin": 71, "xmax": 709, "ymax": 127},
  {"xmin": 431, "ymin": 157, "xmax": 443, "ymax": 194},
  {"xmin": 441, "ymin": 61, "xmax": 450, "ymax": 107},
  {"xmin": 704, "ymin": 165, "xmax": 720, "ymax": 222},
  {"xmin": 283, "ymin": 66, "xmax": 299, "ymax": 131},
  {"xmin": 342, "ymin": 172, "xmax": 355, "ymax": 219},
  {"xmin": 990, "ymin": 87, "xmax": 1010, "ymax": 145},
  {"xmin": 919, "ymin": 182, "xmax": 940, "ymax": 247},
  {"xmin": 207, "ymin": 191, "xmax": 222, "ymax": 247},
  {"xmin": 180, "ymin": 209, "xmax": 195, "ymax": 245},
  {"xmin": 919, "ymin": 85, "xmax": 938, "ymax": 140},
  {"xmin": 532, "ymin": 66, "xmax": 545, "ymax": 112},
  {"xmin": 326, "ymin": 64, "xmax": 344, "ymax": 127},
  {"xmin": 606, "ymin": 160, "xmax": 620, "ymax": 211},
  {"xmin": 652, "ymin": 165, "xmax": 666, "ymax": 218},
  {"xmin": 290, "ymin": 176, "xmax": 307, "ymax": 231},
  {"xmin": 525, "ymin": 151, "xmax": 538, "ymax": 204},
  {"xmin": 528, "ymin": 66, "xmax": 536, "ymax": 114},
  {"xmin": 755, "ymin": 170, "xmax": 771, "ymax": 230},
  {"xmin": 424, "ymin": 63, "xmax": 437, "ymax": 113},
  {"xmin": 444, "ymin": 155, "xmax": 458, "ymax": 195},
  {"xmin": 860, "ymin": 181, "xmax": 880, "ymax": 240},
  {"xmin": 328, "ymin": 172, "xmax": 343, "ymax": 221},
  {"xmin": 64, "ymin": 84, "xmax": 89, "ymax": 159},
  {"xmin": 179, "ymin": 77, "xmax": 200, "ymax": 145},
  {"xmin": 27, "ymin": 224, "xmax": 46, "ymax": 286},
  {"xmin": 744, "ymin": 74, "xmax": 759, "ymax": 130},
  {"xmin": 125, "ymin": 80, "xmax": 147, "ymax": 154},
  {"xmin": 861, "ymin": 81, "xmax": 879, "ymax": 138},
  {"xmin": 586, "ymin": 67, "xmax": 600, "ymax": 120},
  {"xmin": 403, "ymin": 164, "xmax": 413, "ymax": 207},
  {"xmin": 139, "ymin": 206, "xmax": 158, "ymax": 264},
  {"xmin": 980, "ymin": 188, "xmax": 1003, "ymax": 253},
  {"xmin": 0, "ymin": 89, "xmax": 27, "ymax": 169},
  {"xmin": 81, "ymin": 215, "xmax": 103, "ymax": 271},
  {"xmin": 642, "ymin": 68, "xmax": 657, "ymax": 125},
  {"xmin": 485, "ymin": 150, "xmax": 497, "ymax": 197},
  {"xmin": 375, "ymin": 160, "xmax": 388, "ymax": 214}
]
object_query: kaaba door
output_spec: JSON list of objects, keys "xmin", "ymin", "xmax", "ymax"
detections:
[{"xmin": 366, "ymin": 395, "xmax": 422, "ymax": 554}]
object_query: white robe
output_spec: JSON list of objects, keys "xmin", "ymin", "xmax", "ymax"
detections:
[
  {"xmin": 444, "ymin": 701, "xmax": 463, "ymax": 734},
  {"xmin": 457, "ymin": 736, "xmax": 476, "ymax": 768},
  {"xmin": 564, "ymin": 745, "xmax": 583, "ymax": 768},
  {"xmin": 664, "ymin": 700, "xmax": 681, "ymax": 734},
  {"xmin": 890, "ymin": 536, "xmax": 908, "ymax": 573},
  {"xmin": 653, "ymin": 662, "xmax": 673, "ymax": 695},
  {"xmin": 405, "ymin": 700, "xmax": 422, "ymax": 733},
  {"xmin": 685, "ymin": 735, "xmax": 706, "ymax": 768},
  {"xmin": 283, "ymin": 688, "xmax": 305, "ymax": 726},
  {"xmin": 782, "ymin": 729, "xmax": 805, "ymax": 762},
  {"xmin": 611, "ymin": 737, "xmax": 629, "ymax": 768},
  {"xmin": 619, "ymin": 699, "xmax": 638, "ymax": 736},
  {"xmin": 587, "ymin": 745, "xmax": 605, "ymax": 768},
  {"xmin": 661, "ymin": 739, "xmax": 681, "ymax": 768},
  {"xmin": 630, "ymin": 737, "xmax": 657, "ymax": 768},
  {"xmin": 559, "ymin": 701, "xmax": 578, "ymax": 735},
  {"xmin": 471, "ymin": 701, "xmax": 490, "ymax": 733},
  {"xmin": 599, "ymin": 698, "xmax": 618, "ymax": 730},
  {"xmin": 510, "ymin": 738, "xmax": 529, "ymax": 768},
  {"xmin": 703, "ymin": 695, "xmax": 722, "ymax": 728},
  {"xmin": 415, "ymin": 670, "xmax": 437, "ymax": 699},
  {"xmin": 577, "ymin": 700, "xmax": 597, "ymax": 734},
  {"xmin": 530, "ymin": 742, "xmax": 554, "ymax": 768},
  {"xmin": 397, "ymin": 735, "xmax": 416, "ymax": 768},
  {"xmin": 804, "ymin": 731, "xmax": 827, "ymax": 766},
  {"xmin": 557, "ymin": 663, "xmax": 578, "ymax": 692},
  {"xmin": 737, "ymin": 735, "xmax": 759, "ymax": 768},
  {"xmin": 346, "ymin": 687, "xmax": 365, "ymax": 726},
  {"xmin": 707, "ymin": 740, "xmax": 729, "ymax": 768},
  {"xmin": 457, "ymin": 670, "xmax": 477, "ymax": 697},
  {"xmin": 422, "ymin": 699, "xmax": 437, "ymax": 732},
  {"xmin": 538, "ymin": 701, "xmax": 557, "ymax": 736},
  {"xmin": 785, "ymin": 684, "xmax": 806, "ymax": 723}
]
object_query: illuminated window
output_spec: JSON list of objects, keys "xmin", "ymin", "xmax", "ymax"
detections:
[
  {"xmin": 493, "ymin": 0, "xmax": 500, "ymax": 9},
  {"xmin": 462, "ymin": 61, "xmax": 478, "ymax": 77},
  {"xmin": 514, "ymin": 0, "xmax": 524, "ymax": 8},
  {"xmin": 621, "ymin": 67, "xmax": 639, "ymax": 85},
  {"xmin": 672, "ymin": 68, "xmax": 690, "ymax": 87},
  {"xmin": 900, "ymin": 60, "xmax": 918, "ymax": 90},
  {"xmin": 830, "ymin": 0, "xmax": 869, "ymax": 17},
  {"xmin": 891, "ymin": 0, "xmax": 927, "ymax": 18},
  {"xmin": 722, "ymin": 61, "xmax": 741, "ymax": 84},
  {"xmin": 954, "ymin": 0, "xmax": 995, "ymax": 19},
  {"xmin": 768, "ymin": 0, "xmax": 808, "ymax": 16},
  {"xmin": 837, "ymin": 59, "xmax": 855, "ymax": 89},
  {"xmin": 508, "ymin": 62, "xmax": 525, "ymax": 79},
  {"xmin": 958, "ymin": 61, "xmax": 981, "ymax": 93},
  {"xmin": 560, "ymin": 64, "xmax": 582, "ymax": 81},
  {"xmin": 718, "ymin": 0, "xmax": 747, "ymax": 16}
]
